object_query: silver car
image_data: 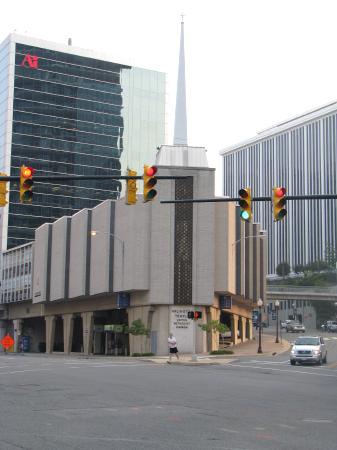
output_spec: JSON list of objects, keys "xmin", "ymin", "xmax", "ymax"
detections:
[
  {"xmin": 286, "ymin": 321, "xmax": 306, "ymax": 333},
  {"xmin": 290, "ymin": 336, "xmax": 327, "ymax": 365}
]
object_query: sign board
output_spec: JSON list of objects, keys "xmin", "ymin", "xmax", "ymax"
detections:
[
  {"xmin": 170, "ymin": 306, "xmax": 193, "ymax": 353},
  {"xmin": 117, "ymin": 293, "xmax": 130, "ymax": 309},
  {"xmin": 272, "ymin": 313, "xmax": 276, "ymax": 320},
  {"xmin": 1, "ymin": 335, "xmax": 14, "ymax": 350},
  {"xmin": 220, "ymin": 295, "xmax": 232, "ymax": 310}
]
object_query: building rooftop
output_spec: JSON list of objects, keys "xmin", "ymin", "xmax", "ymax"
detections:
[{"xmin": 220, "ymin": 99, "xmax": 337, "ymax": 155}]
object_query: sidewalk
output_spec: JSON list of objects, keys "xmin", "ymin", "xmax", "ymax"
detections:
[
  {"xmin": 142, "ymin": 333, "xmax": 291, "ymax": 366},
  {"xmin": 0, "ymin": 334, "xmax": 291, "ymax": 366}
]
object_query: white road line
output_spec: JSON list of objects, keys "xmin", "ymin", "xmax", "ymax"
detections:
[
  {"xmin": 302, "ymin": 419, "xmax": 334, "ymax": 423},
  {"xmin": 220, "ymin": 428, "xmax": 240, "ymax": 434},
  {"xmin": 0, "ymin": 368, "xmax": 53, "ymax": 375},
  {"xmin": 226, "ymin": 363, "xmax": 337, "ymax": 378}
]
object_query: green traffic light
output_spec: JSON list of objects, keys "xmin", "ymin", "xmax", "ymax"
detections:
[{"xmin": 240, "ymin": 210, "xmax": 250, "ymax": 221}]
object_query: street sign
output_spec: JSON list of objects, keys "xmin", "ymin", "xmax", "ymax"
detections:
[
  {"xmin": 1, "ymin": 335, "xmax": 14, "ymax": 350},
  {"xmin": 272, "ymin": 313, "xmax": 276, "ymax": 320},
  {"xmin": 220, "ymin": 295, "xmax": 232, "ymax": 309}
]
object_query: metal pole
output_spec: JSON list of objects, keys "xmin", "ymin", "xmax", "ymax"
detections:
[
  {"xmin": 258, "ymin": 306, "xmax": 263, "ymax": 353},
  {"xmin": 191, "ymin": 318, "xmax": 198, "ymax": 361},
  {"xmin": 276, "ymin": 306, "xmax": 279, "ymax": 343}
]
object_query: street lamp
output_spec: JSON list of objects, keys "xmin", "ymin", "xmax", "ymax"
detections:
[
  {"xmin": 257, "ymin": 298, "xmax": 263, "ymax": 353},
  {"xmin": 275, "ymin": 300, "xmax": 280, "ymax": 343},
  {"xmin": 90, "ymin": 230, "xmax": 125, "ymax": 290}
]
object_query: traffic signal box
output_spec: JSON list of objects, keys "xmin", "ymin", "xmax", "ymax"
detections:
[
  {"xmin": 187, "ymin": 311, "xmax": 203, "ymax": 320},
  {"xmin": 238, "ymin": 188, "xmax": 252, "ymax": 222},
  {"xmin": 126, "ymin": 169, "xmax": 137, "ymax": 205},
  {"xmin": 20, "ymin": 165, "xmax": 34, "ymax": 203},
  {"xmin": 272, "ymin": 187, "xmax": 287, "ymax": 221},
  {"xmin": 143, "ymin": 165, "xmax": 158, "ymax": 202},
  {"xmin": 0, "ymin": 173, "xmax": 8, "ymax": 207}
]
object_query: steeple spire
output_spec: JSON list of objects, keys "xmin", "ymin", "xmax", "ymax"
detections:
[{"xmin": 173, "ymin": 16, "xmax": 188, "ymax": 146}]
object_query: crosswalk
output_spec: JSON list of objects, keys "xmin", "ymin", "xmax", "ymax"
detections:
[{"xmin": 323, "ymin": 336, "xmax": 337, "ymax": 341}]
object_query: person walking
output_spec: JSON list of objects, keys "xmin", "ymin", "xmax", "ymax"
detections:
[{"xmin": 168, "ymin": 333, "xmax": 179, "ymax": 362}]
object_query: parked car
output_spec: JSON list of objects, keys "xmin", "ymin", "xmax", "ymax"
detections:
[
  {"xmin": 290, "ymin": 336, "xmax": 327, "ymax": 365},
  {"xmin": 327, "ymin": 321, "xmax": 337, "ymax": 332},
  {"xmin": 281, "ymin": 319, "xmax": 292, "ymax": 329},
  {"xmin": 286, "ymin": 321, "xmax": 306, "ymax": 333}
]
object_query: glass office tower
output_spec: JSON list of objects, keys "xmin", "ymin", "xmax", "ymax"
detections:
[{"xmin": 0, "ymin": 34, "xmax": 165, "ymax": 249}]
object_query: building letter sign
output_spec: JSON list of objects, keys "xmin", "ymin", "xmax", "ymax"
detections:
[{"xmin": 21, "ymin": 54, "xmax": 39, "ymax": 69}]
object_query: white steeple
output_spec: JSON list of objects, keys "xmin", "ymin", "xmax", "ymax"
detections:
[{"xmin": 173, "ymin": 16, "xmax": 188, "ymax": 146}]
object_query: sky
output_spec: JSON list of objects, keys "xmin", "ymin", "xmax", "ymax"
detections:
[{"xmin": 2, "ymin": 0, "xmax": 337, "ymax": 194}]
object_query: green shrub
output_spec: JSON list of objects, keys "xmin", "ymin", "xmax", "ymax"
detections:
[{"xmin": 210, "ymin": 349, "xmax": 234, "ymax": 355}]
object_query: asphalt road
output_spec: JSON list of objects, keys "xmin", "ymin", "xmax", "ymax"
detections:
[{"xmin": 0, "ymin": 343, "xmax": 337, "ymax": 450}]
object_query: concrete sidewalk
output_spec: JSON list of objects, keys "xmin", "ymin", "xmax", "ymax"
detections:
[{"xmin": 142, "ymin": 333, "xmax": 291, "ymax": 366}]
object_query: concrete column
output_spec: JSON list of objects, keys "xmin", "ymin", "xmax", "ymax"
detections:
[
  {"xmin": 13, "ymin": 319, "xmax": 23, "ymax": 352},
  {"xmin": 241, "ymin": 317, "xmax": 247, "ymax": 342},
  {"xmin": 231, "ymin": 315, "xmax": 239, "ymax": 345},
  {"xmin": 82, "ymin": 312, "xmax": 94, "ymax": 355},
  {"xmin": 63, "ymin": 314, "xmax": 74, "ymax": 354},
  {"xmin": 246, "ymin": 318, "xmax": 253, "ymax": 340},
  {"xmin": 45, "ymin": 316, "xmax": 56, "ymax": 354},
  {"xmin": 0, "ymin": 320, "xmax": 7, "ymax": 353}
]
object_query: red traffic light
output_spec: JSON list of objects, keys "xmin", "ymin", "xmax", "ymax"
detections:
[
  {"xmin": 22, "ymin": 167, "xmax": 34, "ymax": 178},
  {"xmin": 274, "ymin": 187, "xmax": 286, "ymax": 197},
  {"xmin": 194, "ymin": 311, "xmax": 202, "ymax": 320},
  {"xmin": 145, "ymin": 166, "xmax": 157, "ymax": 177}
]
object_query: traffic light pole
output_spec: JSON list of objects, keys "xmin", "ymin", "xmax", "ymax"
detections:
[
  {"xmin": 161, "ymin": 194, "xmax": 337, "ymax": 204},
  {"xmin": 192, "ymin": 317, "xmax": 198, "ymax": 362},
  {"xmin": 0, "ymin": 175, "xmax": 187, "ymax": 182}
]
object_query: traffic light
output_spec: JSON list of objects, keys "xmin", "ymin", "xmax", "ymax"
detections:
[
  {"xmin": 194, "ymin": 311, "xmax": 202, "ymax": 320},
  {"xmin": 187, "ymin": 311, "xmax": 203, "ymax": 320},
  {"xmin": 143, "ymin": 165, "xmax": 157, "ymax": 202},
  {"xmin": 20, "ymin": 165, "xmax": 34, "ymax": 203},
  {"xmin": 238, "ymin": 188, "xmax": 252, "ymax": 222},
  {"xmin": 272, "ymin": 187, "xmax": 287, "ymax": 221},
  {"xmin": 0, "ymin": 173, "xmax": 8, "ymax": 207},
  {"xmin": 126, "ymin": 169, "xmax": 137, "ymax": 205}
]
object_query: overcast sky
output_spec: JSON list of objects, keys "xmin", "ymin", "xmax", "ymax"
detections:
[{"xmin": 2, "ymin": 0, "xmax": 337, "ymax": 194}]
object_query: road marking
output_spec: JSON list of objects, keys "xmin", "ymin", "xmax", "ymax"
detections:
[
  {"xmin": 226, "ymin": 363, "xmax": 337, "ymax": 378},
  {"xmin": 302, "ymin": 419, "xmax": 333, "ymax": 423},
  {"xmin": 0, "ymin": 368, "xmax": 53, "ymax": 375},
  {"xmin": 220, "ymin": 428, "xmax": 239, "ymax": 434},
  {"xmin": 278, "ymin": 424, "xmax": 296, "ymax": 429}
]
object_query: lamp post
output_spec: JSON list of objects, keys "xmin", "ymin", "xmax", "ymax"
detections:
[
  {"xmin": 90, "ymin": 230, "xmax": 125, "ymax": 290},
  {"xmin": 275, "ymin": 300, "xmax": 280, "ymax": 343},
  {"xmin": 257, "ymin": 298, "xmax": 263, "ymax": 353}
]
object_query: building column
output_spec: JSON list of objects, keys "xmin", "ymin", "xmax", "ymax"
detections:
[
  {"xmin": 241, "ymin": 317, "xmax": 247, "ymax": 342},
  {"xmin": 45, "ymin": 316, "xmax": 56, "ymax": 354},
  {"xmin": 231, "ymin": 315, "xmax": 239, "ymax": 345},
  {"xmin": 246, "ymin": 318, "xmax": 253, "ymax": 340},
  {"xmin": 0, "ymin": 320, "xmax": 7, "ymax": 353},
  {"xmin": 13, "ymin": 319, "xmax": 23, "ymax": 352},
  {"xmin": 81, "ymin": 312, "xmax": 94, "ymax": 355},
  {"xmin": 63, "ymin": 314, "xmax": 74, "ymax": 354}
]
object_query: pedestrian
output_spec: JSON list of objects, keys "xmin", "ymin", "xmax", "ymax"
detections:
[{"xmin": 168, "ymin": 333, "xmax": 179, "ymax": 362}]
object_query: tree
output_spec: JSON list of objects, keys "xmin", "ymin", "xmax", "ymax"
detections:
[
  {"xmin": 276, "ymin": 262, "xmax": 290, "ymax": 278},
  {"xmin": 125, "ymin": 319, "xmax": 150, "ymax": 355},
  {"xmin": 199, "ymin": 320, "xmax": 230, "ymax": 352},
  {"xmin": 293, "ymin": 264, "xmax": 305, "ymax": 274},
  {"xmin": 325, "ymin": 244, "xmax": 337, "ymax": 269},
  {"xmin": 305, "ymin": 260, "xmax": 330, "ymax": 272}
]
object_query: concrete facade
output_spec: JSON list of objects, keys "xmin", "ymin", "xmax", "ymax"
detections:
[{"xmin": 1, "ymin": 165, "xmax": 267, "ymax": 356}]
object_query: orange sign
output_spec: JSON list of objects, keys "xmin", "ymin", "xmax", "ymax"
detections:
[{"xmin": 1, "ymin": 335, "xmax": 14, "ymax": 350}]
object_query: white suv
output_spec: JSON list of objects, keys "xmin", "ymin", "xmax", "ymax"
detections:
[{"xmin": 290, "ymin": 336, "xmax": 327, "ymax": 365}]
